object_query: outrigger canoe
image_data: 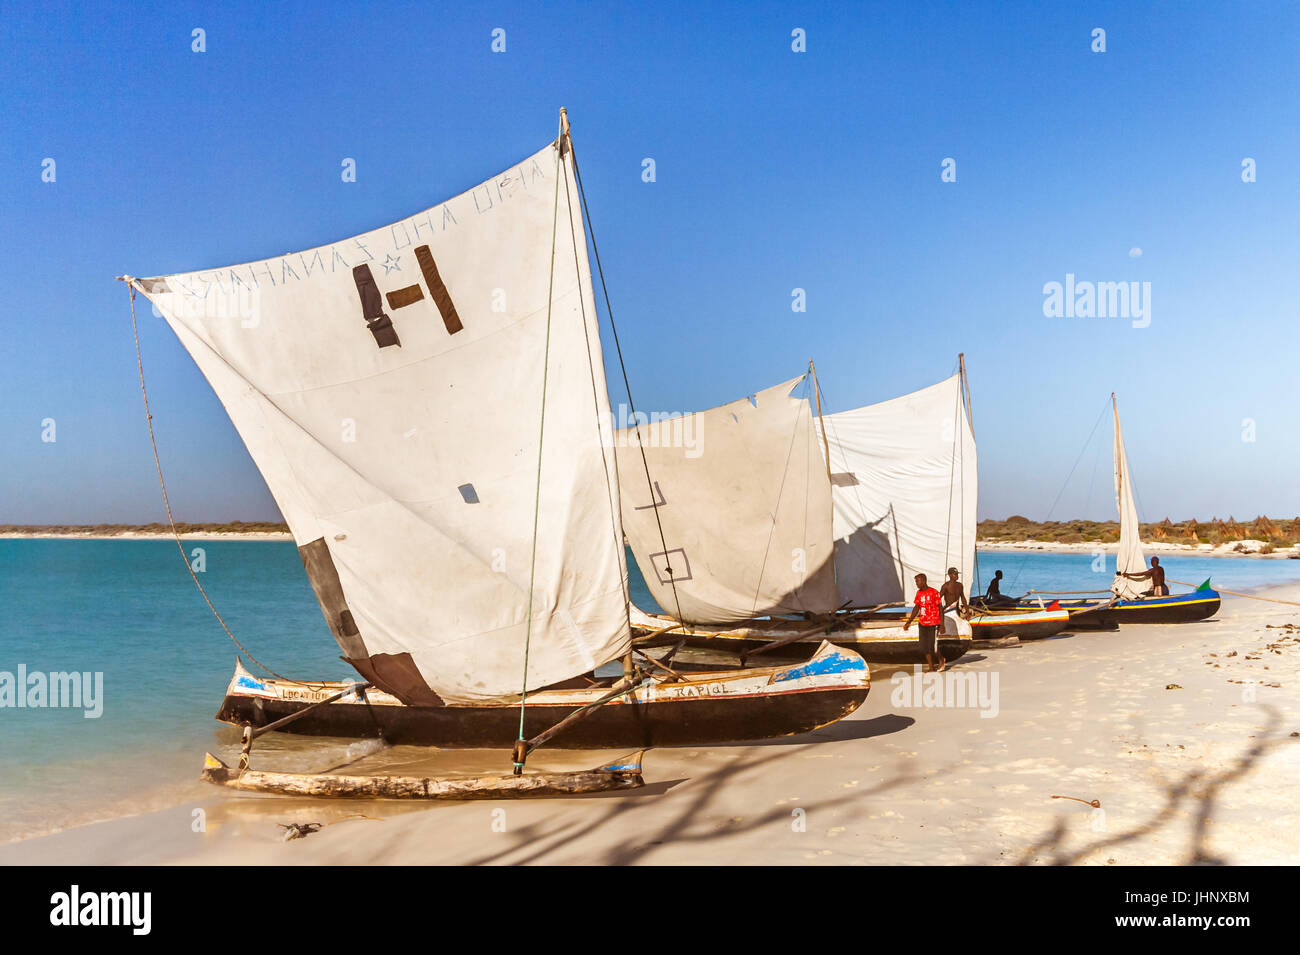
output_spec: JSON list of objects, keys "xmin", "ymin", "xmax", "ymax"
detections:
[
  {"xmin": 216, "ymin": 642, "xmax": 871, "ymax": 749},
  {"xmin": 632, "ymin": 607, "xmax": 972, "ymax": 665},
  {"xmin": 1016, "ymin": 586, "xmax": 1221, "ymax": 629}
]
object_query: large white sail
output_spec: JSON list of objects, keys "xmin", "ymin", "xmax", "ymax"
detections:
[
  {"xmin": 1111, "ymin": 396, "xmax": 1148, "ymax": 597},
  {"xmin": 134, "ymin": 137, "xmax": 631, "ymax": 704},
  {"xmin": 817, "ymin": 374, "xmax": 977, "ymax": 607},
  {"xmin": 615, "ymin": 376, "xmax": 838, "ymax": 623}
]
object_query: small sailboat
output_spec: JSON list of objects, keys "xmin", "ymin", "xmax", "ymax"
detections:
[
  {"xmin": 620, "ymin": 359, "xmax": 1067, "ymax": 663},
  {"xmin": 1014, "ymin": 395, "xmax": 1221, "ymax": 628},
  {"xmin": 122, "ymin": 111, "xmax": 869, "ymax": 797}
]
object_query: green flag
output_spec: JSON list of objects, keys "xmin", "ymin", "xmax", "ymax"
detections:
[{"xmin": 1196, "ymin": 578, "xmax": 1212, "ymax": 591}]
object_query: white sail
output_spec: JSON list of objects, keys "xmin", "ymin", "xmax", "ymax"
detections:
[
  {"xmin": 817, "ymin": 374, "xmax": 977, "ymax": 606},
  {"xmin": 134, "ymin": 137, "xmax": 631, "ymax": 704},
  {"xmin": 1112, "ymin": 396, "xmax": 1148, "ymax": 597},
  {"xmin": 615, "ymin": 376, "xmax": 838, "ymax": 624}
]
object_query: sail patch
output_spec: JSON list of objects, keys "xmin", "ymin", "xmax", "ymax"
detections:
[
  {"xmin": 298, "ymin": 538, "xmax": 368, "ymax": 660},
  {"xmin": 414, "ymin": 245, "xmax": 464, "ymax": 335},
  {"xmin": 351, "ymin": 265, "xmax": 401, "ymax": 348}
]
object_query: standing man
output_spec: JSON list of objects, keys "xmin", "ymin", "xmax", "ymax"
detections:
[
  {"xmin": 1121, "ymin": 556, "xmax": 1168, "ymax": 596},
  {"xmin": 903, "ymin": 572, "xmax": 945, "ymax": 672},
  {"xmin": 940, "ymin": 567, "xmax": 969, "ymax": 618}
]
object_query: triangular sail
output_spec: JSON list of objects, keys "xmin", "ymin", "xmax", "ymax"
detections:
[
  {"xmin": 134, "ymin": 138, "xmax": 631, "ymax": 704},
  {"xmin": 1112, "ymin": 396, "xmax": 1147, "ymax": 598},
  {"xmin": 615, "ymin": 376, "xmax": 838, "ymax": 624},
  {"xmin": 817, "ymin": 374, "xmax": 977, "ymax": 606}
]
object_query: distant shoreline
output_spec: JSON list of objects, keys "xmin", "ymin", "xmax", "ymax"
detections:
[
  {"xmin": 978, "ymin": 539, "xmax": 1299, "ymax": 560},
  {"xmin": 1, "ymin": 524, "xmax": 1296, "ymax": 560},
  {"xmin": 0, "ymin": 523, "xmax": 291, "ymax": 542}
]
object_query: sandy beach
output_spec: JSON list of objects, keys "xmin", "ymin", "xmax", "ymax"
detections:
[{"xmin": 3, "ymin": 582, "xmax": 1296, "ymax": 866}]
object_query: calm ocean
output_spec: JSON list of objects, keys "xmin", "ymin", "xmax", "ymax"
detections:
[{"xmin": 2, "ymin": 538, "xmax": 1298, "ymax": 842}]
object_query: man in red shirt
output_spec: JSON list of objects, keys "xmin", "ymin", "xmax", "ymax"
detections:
[{"xmin": 903, "ymin": 572, "xmax": 945, "ymax": 672}]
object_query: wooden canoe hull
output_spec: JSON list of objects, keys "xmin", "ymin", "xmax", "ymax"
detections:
[
  {"xmin": 200, "ymin": 751, "xmax": 646, "ymax": 799},
  {"xmin": 639, "ymin": 610, "xmax": 972, "ymax": 665},
  {"xmin": 678, "ymin": 630, "xmax": 972, "ymax": 665},
  {"xmin": 856, "ymin": 607, "xmax": 1071, "ymax": 642},
  {"xmin": 965, "ymin": 608, "xmax": 1070, "ymax": 640},
  {"xmin": 1025, "ymin": 590, "xmax": 1221, "ymax": 628},
  {"xmin": 215, "ymin": 642, "xmax": 870, "ymax": 748}
]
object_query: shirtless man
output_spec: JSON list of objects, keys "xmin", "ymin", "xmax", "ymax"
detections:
[
  {"xmin": 983, "ymin": 569, "xmax": 1014, "ymax": 608},
  {"xmin": 1122, "ymin": 556, "xmax": 1168, "ymax": 596},
  {"xmin": 939, "ymin": 567, "xmax": 969, "ymax": 618}
]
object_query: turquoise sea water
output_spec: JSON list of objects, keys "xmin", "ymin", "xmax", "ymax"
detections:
[{"xmin": 2, "ymin": 539, "xmax": 1299, "ymax": 842}]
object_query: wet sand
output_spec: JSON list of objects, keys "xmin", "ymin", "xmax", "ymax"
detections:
[{"xmin": 3, "ymin": 585, "xmax": 1297, "ymax": 866}]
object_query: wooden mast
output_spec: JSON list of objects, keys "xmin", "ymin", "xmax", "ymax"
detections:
[
  {"xmin": 958, "ymin": 353, "xmax": 978, "ymax": 592},
  {"xmin": 809, "ymin": 359, "xmax": 834, "ymax": 488},
  {"xmin": 958, "ymin": 352, "xmax": 974, "ymax": 434},
  {"xmin": 808, "ymin": 359, "xmax": 838, "ymax": 591}
]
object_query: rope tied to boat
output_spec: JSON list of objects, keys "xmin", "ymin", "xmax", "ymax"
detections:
[
  {"xmin": 122, "ymin": 278, "xmax": 306, "ymax": 684},
  {"xmin": 1168, "ymin": 579, "xmax": 1300, "ymax": 608}
]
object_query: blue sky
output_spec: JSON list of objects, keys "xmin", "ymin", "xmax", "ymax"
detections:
[{"xmin": 2, "ymin": 0, "xmax": 1296, "ymax": 523}]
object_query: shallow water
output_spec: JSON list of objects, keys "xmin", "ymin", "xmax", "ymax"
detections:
[{"xmin": 2, "ymin": 539, "xmax": 1297, "ymax": 842}]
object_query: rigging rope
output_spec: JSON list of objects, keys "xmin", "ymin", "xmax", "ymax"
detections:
[
  {"xmin": 1168, "ymin": 579, "xmax": 1300, "ymax": 607},
  {"xmin": 570, "ymin": 140, "xmax": 686, "ymax": 626},
  {"xmin": 1002, "ymin": 399, "xmax": 1110, "ymax": 594},
  {"xmin": 560, "ymin": 141, "xmax": 629, "ymax": 616},
  {"xmin": 123, "ymin": 281, "xmax": 309, "ymax": 684},
  {"xmin": 748, "ymin": 372, "xmax": 814, "ymax": 618}
]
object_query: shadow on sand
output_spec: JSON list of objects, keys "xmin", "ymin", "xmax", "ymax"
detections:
[{"xmin": 1014, "ymin": 706, "xmax": 1291, "ymax": 865}]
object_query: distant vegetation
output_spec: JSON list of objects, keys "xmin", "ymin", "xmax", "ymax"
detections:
[
  {"xmin": 980, "ymin": 516, "xmax": 1300, "ymax": 549},
  {"xmin": 0, "ymin": 522, "xmax": 290, "ymax": 535}
]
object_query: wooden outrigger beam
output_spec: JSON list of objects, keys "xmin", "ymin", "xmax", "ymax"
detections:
[
  {"xmin": 202, "ymin": 750, "xmax": 645, "ymax": 799},
  {"xmin": 633, "ymin": 648, "xmax": 689, "ymax": 682},
  {"xmin": 512, "ymin": 676, "xmax": 645, "ymax": 770},
  {"xmin": 239, "ymin": 682, "xmax": 370, "ymax": 769},
  {"xmin": 738, "ymin": 622, "xmax": 832, "ymax": 664},
  {"xmin": 630, "ymin": 620, "xmax": 685, "ymax": 647}
]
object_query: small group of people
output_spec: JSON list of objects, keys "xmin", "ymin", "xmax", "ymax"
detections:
[
  {"xmin": 901, "ymin": 555, "xmax": 1171, "ymax": 674},
  {"xmin": 904, "ymin": 556, "xmax": 1170, "ymax": 675}
]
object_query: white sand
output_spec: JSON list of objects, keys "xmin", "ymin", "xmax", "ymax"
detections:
[{"xmin": 3, "ymin": 586, "xmax": 1297, "ymax": 866}]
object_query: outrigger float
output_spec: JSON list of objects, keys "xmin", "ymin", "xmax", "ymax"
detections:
[{"xmin": 125, "ymin": 111, "xmax": 873, "ymax": 801}]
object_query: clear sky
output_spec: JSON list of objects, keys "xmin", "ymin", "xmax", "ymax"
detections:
[{"xmin": 2, "ymin": 1, "xmax": 1296, "ymax": 524}]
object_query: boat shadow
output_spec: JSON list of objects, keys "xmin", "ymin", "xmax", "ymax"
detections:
[
  {"xmin": 687, "ymin": 712, "xmax": 915, "ymax": 747},
  {"xmin": 458, "ymin": 742, "xmax": 922, "ymax": 866}
]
